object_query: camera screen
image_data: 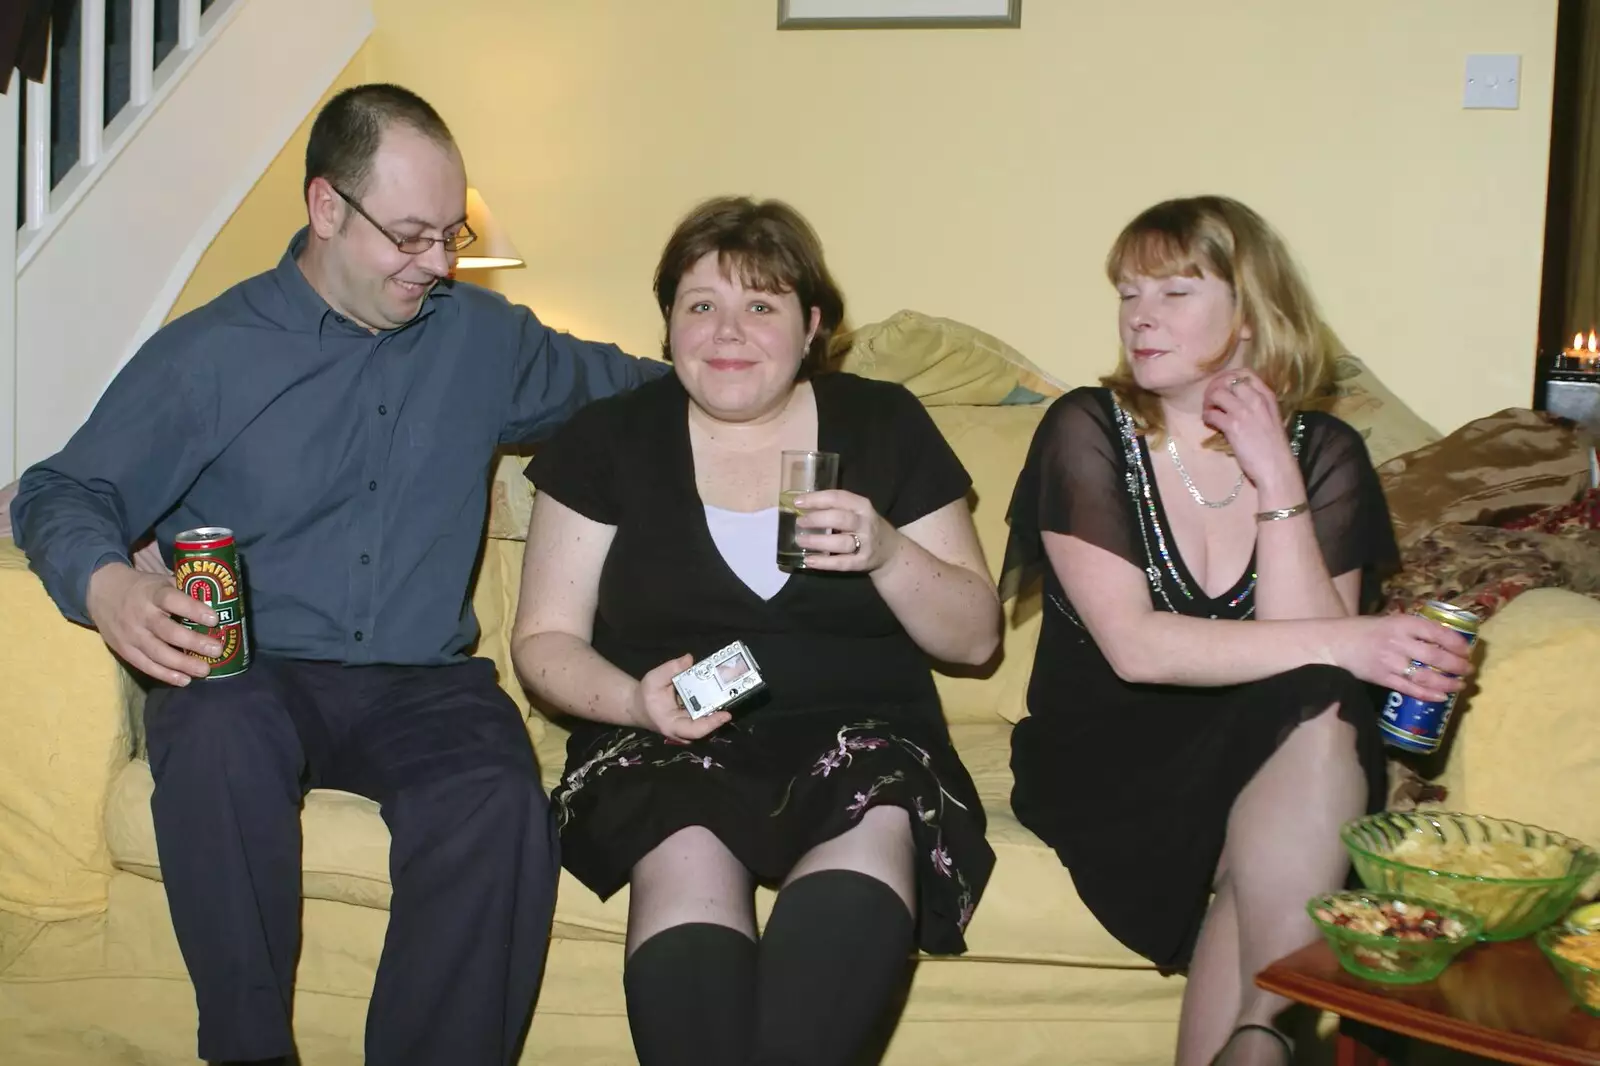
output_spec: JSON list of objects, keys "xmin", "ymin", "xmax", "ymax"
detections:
[{"xmin": 715, "ymin": 654, "xmax": 751, "ymax": 686}]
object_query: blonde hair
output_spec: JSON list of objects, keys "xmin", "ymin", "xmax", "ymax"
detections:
[{"xmin": 1101, "ymin": 195, "xmax": 1335, "ymax": 442}]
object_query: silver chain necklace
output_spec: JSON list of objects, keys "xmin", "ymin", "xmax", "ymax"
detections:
[{"xmin": 1165, "ymin": 435, "xmax": 1244, "ymax": 509}]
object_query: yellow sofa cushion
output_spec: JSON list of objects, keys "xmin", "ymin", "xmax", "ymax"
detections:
[
  {"xmin": 924, "ymin": 404, "xmax": 1048, "ymax": 724},
  {"xmin": 0, "ymin": 541, "xmax": 128, "ymax": 920},
  {"xmin": 102, "ymin": 720, "xmax": 1150, "ymax": 969},
  {"xmin": 1440, "ymin": 588, "xmax": 1600, "ymax": 848},
  {"xmin": 10, "ymin": 872, "xmax": 1172, "ymax": 1066}
]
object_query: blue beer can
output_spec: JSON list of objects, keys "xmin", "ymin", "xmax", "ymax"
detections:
[{"xmin": 1378, "ymin": 600, "xmax": 1480, "ymax": 754}]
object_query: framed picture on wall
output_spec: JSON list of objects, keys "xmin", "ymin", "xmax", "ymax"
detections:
[{"xmin": 777, "ymin": 0, "xmax": 1021, "ymax": 30}]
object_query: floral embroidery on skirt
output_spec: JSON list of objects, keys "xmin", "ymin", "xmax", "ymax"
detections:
[{"xmin": 553, "ymin": 713, "xmax": 993, "ymax": 954}]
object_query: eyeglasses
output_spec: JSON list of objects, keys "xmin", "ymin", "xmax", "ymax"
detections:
[{"xmin": 333, "ymin": 187, "xmax": 478, "ymax": 255}]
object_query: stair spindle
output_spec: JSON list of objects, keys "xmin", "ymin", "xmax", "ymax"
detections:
[
  {"xmin": 80, "ymin": 0, "xmax": 107, "ymax": 168},
  {"xmin": 131, "ymin": 0, "xmax": 156, "ymax": 107},
  {"xmin": 179, "ymin": 0, "xmax": 201, "ymax": 50},
  {"xmin": 22, "ymin": 72, "xmax": 49, "ymax": 230}
]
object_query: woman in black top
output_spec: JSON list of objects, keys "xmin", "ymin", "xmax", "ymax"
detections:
[
  {"xmin": 512, "ymin": 196, "xmax": 999, "ymax": 1066},
  {"xmin": 1000, "ymin": 197, "xmax": 1474, "ymax": 1066}
]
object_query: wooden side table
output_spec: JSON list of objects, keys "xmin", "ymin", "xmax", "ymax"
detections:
[{"xmin": 1256, "ymin": 939, "xmax": 1600, "ymax": 1065}]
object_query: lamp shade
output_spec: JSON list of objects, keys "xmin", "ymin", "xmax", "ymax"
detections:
[{"xmin": 455, "ymin": 187, "xmax": 524, "ymax": 270}]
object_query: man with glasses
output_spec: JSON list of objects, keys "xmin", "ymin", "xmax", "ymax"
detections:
[{"xmin": 9, "ymin": 83, "xmax": 667, "ymax": 1066}]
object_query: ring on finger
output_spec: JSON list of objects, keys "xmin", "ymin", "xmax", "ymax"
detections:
[
  {"xmin": 1402, "ymin": 663, "xmax": 1418, "ymax": 679},
  {"xmin": 849, "ymin": 532, "xmax": 862, "ymax": 554},
  {"xmin": 1228, "ymin": 375, "xmax": 1242, "ymax": 392}
]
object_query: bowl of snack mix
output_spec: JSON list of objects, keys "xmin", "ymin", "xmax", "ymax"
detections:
[
  {"xmin": 1537, "ymin": 904, "xmax": 1600, "ymax": 1016},
  {"xmin": 1341, "ymin": 812, "xmax": 1600, "ymax": 941},
  {"xmin": 1308, "ymin": 892, "xmax": 1482, "ymax": 984}
]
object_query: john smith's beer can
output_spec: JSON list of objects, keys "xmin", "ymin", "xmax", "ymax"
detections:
[
  {"xmin": 173, "ymin": 527, "xmax": 250, "ymax": 678},
  {"xmin": 1378, "ymin": 600, "xmax": 1480, "ymax": 754}
]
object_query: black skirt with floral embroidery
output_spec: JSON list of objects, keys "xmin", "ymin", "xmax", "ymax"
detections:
[{"xmin": 553, "ymin": 708, "xmax": 994, "ymax": 956}]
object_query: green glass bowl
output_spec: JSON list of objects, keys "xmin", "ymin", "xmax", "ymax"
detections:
[
  {"xmin": 1341, "ymin": 811, "xmax": 1600, "ymax": 941},
  {"xmin": 1536, "ymin": 926, "xmax": 1600, "ymax": 1016},
  {"xmin": 1308, "ymin": 891, "xmax": 1483, "ymax": 985}
]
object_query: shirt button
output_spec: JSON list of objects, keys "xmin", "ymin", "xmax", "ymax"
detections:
[
  {"xmin": 368, "ymin": 480, "xmax": 378, "ymax": 491},
  {"xmin": 360, "ymin": 553, "xmax": 371, "ymax": 565},
  {"xmin": 334, "ymin": 314, "xmax": 346, "ymax": 324},
  {"xmin": 378, "ymin": 404, "xmax": 387, "ymax": 415},
  {"xmin": 354, "ymin": 631, "xmax": 364, "ymax": 642}
]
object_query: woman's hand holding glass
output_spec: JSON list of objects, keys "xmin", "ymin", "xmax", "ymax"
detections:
[{"xmin": 790, "ymin": 489, "xmax": 903, "ymax": 573}]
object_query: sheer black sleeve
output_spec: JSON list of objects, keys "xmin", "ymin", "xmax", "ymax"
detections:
[
  {"xmin": 999, "ymin": 388, "xmax": 1141, "ymax": 601},
  {"xmin": 1297, "ymin": 411, "xmax": 1400, "ymax": 612}
]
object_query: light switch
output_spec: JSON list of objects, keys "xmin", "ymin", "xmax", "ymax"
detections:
[{"xmin": 1463, "ymin": 54, "xmax": 1520, "ymax": 110}]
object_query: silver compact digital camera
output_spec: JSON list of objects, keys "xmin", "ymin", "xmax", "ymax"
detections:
[{"xmin": 672, "ymin": 641, "xmax": 766, "ymax": 720}]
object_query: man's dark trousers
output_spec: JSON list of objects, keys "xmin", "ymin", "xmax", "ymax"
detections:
[{"xmin": 144, "ymin": 655, "xmax": 558, "ymax": 1065}]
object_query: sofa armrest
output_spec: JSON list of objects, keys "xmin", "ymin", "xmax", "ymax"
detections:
[
  {"xmin": 1442, "ymin": 588, "xmax": 1600, "ymax": 846},
  {"xmin": 0, "ymin": 540, "xmax": 134, "ymax": 919}
]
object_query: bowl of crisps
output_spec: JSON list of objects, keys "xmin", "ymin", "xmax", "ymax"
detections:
[
  {"xmin": 1340, "ymin": 812, "xmax": 1600, "ymax": 941},
  {"xmin": 1309, "ymin": 891, "xmax": 1481, "ymax": 984},
  {"xmin": 1536, "ymin": 907, "xmax": 1600, "ymax": 1016}
]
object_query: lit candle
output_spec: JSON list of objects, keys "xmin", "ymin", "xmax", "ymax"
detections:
[{"xmin": 1562, "ymin": 329, "xmax": 1599, "ymax": 370}]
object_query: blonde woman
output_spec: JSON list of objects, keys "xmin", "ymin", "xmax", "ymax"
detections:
[{"xmin": 1000, "ymin": 196, "xmax": 1473, "ymax": 1066}]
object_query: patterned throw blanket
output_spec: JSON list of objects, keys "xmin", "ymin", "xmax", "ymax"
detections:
[{"xmin": 1383, "ymin": 487, "xmax": 1600, "ymax": 621}]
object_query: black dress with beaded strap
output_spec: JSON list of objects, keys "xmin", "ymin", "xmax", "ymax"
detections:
[{"xmin": 1000, "ymin": 386, "xmax": 1398, "ymax": 970}]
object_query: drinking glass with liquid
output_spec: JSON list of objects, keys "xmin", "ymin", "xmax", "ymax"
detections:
[{"xmin": 777, "ymin": 450, "xmax": 839, "ymax": 570}]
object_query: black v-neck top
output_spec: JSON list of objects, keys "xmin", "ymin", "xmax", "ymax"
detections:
[{"xmin": 525, "ymin": 372, "xmax": 973, "ymax": 726}]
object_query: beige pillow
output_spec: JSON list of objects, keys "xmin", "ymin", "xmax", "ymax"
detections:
[
  {"xmin": 487, "ymin": 451, "xmax": 536, "ymax": 542},
  {"xmin": 1310, "ymin": 354, "xmax": 1441, "ymax": 466},
  {"xmin": 837, "ymin": 310, "xmax": 1067, "ymax": 407}
]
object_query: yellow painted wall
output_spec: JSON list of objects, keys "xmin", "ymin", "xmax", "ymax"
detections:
[
  {"xmin": 166, "ymin": 42, "xmax": 375, "ymax": 320},
  {"xmin": 192, "ymin": 2, "xmax": 1559, "ymax": 433}
]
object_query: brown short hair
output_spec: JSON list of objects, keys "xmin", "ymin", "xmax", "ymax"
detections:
[
  {"xmin": 304, "ymin": 83, "xmax": 455, "ymax": 201},
  {"xmin": 1101, "ymin": 195, "xmax": 1335, "ymax": 441},
  {"xmin": 652, "ymin": 196, "xmax": 847, "ymax": 379}
]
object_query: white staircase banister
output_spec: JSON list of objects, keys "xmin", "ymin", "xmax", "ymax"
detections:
[
  {"xmin": 17, "ymin": 0, "xmax": 250, "ymax": 270},
  {"xmin": 11, "ymin": 0, "xmax": 375, "ymax": 478}
]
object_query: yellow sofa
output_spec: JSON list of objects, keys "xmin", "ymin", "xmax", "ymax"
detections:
[{"xmin": 3, "ymin": 318, "xmax": 1599, "ymax": 1066}]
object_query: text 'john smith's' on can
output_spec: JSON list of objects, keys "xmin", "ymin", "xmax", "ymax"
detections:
[
  {"xmin": 1378, "ymin": 600, "xmax": 1480, "ymax": 754},
  {"xmin": 173, "ymin": 527, "xmax": 250, "ymax": 679}
]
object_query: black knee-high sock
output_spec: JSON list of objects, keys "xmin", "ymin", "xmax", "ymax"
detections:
[
  {"xmin": 623, "ymin": 922, "xmax": 757, "ymax": 1066},
  {"xmin": 752, "ymin": 870, "xmax": 916, "ymax": 1066}
]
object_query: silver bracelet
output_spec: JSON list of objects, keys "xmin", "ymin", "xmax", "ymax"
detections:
[{"xmin": 1255, "ymin": 502, "xmax": 1310, "ymax": 523}]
